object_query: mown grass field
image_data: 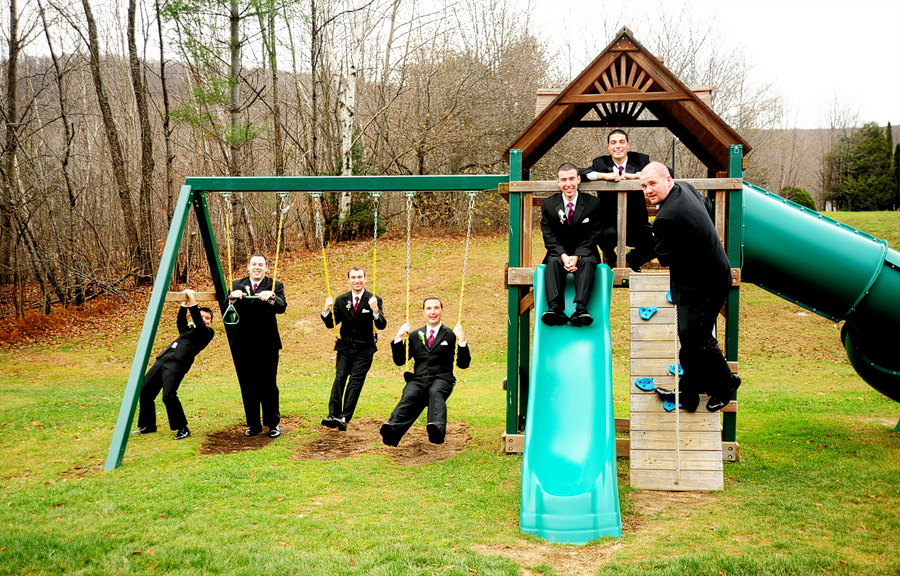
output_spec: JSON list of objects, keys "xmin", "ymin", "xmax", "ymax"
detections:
[{"xmin": 1, "ymin": 211, "xmax": 898, "ymax": 576}]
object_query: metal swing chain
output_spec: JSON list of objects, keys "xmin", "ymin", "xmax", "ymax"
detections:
[
  {"xmin": 220, "ymin": 191, "xmax": 240, "ymax": 325},
  {"xmin": 271, "ymin": 191, "xmax": 292, "ymax": 285},
  {"xmin": 403, "ymin": 192, "xmax": 415, "ymax": 370},
  {"xmin": 311, "ymin": 192, "xmax": 337, "ymax": 339},
  {"xmin": 453, "ymin": 191, "xmax": 477, "ymax": 369},
  {"xmin": 370, "ymin": 192, "xmax": 382, "ymax": 338}
]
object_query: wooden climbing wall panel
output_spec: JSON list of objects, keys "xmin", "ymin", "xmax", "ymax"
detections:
[{"xmin": 629, "ymin": 273, "xmax": 724, "ymax": 491}]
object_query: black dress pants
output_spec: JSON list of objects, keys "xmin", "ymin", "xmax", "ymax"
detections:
[
  {"xmin": 235, "ymin": 349, "xmax": 281, "ymax": 430},
  {"xmin": 385, "ymin": 377, "xmax": 454, "ymax": 442},
  {"xmin": 329, "ymin": 348, "xmax": 374, "ymax": 422},
  {"xmin": 543, "ymin": 255, "xmax": 598, "ymax": 311},
  {"xmin": 138, "ymin": 358, "xmax": 188, "ymax": 431},
  {"xmin": 676, "ymin": 300, "xmax": 733, "ymax": 396}
]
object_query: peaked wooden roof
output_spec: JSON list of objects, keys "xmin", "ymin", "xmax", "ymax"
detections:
[{"xmin": 504, "ymin": 27, "xmax": 751, "ymax": 172}]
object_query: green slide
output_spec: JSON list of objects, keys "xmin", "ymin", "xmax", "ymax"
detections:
[
  {"xmin": 742, "ymin": 183, "xmax": 900, "ymax": 402},
  {"xmin": 520, "ymin": 264, "xmax": 621, "ymax": 543}
]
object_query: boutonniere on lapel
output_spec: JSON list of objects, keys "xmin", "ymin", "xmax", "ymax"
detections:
[
  {"xmin": 417, "ymin": 330, "xmax": 426, "ymax": 345},
  {"xmin": 558, "ymin": 209, "xmax": 565, "ymax": 224},
  {"xmin": 345, "ymin": 300, "xmax": 353, "ymax": 310}
]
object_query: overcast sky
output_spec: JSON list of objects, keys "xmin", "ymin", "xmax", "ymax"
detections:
[{"xmin": 529, "ymin": 0, "xmax": 900, "ymax": 129}]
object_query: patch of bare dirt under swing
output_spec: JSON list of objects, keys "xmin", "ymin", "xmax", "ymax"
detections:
[{"xmin": 199, "ymin": 416, "xmax": 470, "ymax": 466}]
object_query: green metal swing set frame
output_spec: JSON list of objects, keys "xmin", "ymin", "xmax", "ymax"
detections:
[{"xmin": 104, "ymin": 147, "xmax": 744, "ymax": 471}]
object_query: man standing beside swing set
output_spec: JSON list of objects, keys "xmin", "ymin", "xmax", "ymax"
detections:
[{"xmin": 320, "ymin": 266, "xmax": 387, "ymax": 431}]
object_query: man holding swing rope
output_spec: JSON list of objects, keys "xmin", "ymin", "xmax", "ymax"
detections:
[
  {"xmin": 320, "ymin": 266, "xmax": 387, "ymax": 431},
  {"xmin": 132, "ymin": 289, "xmax": 214, "ymax": 440},
  {"xmin": 226, "ymin": 253, "xmax": 287, "ymax": 438},
  {"xmin": 380, "ymin": 297, "xmax": 470, "ymax": 446}
]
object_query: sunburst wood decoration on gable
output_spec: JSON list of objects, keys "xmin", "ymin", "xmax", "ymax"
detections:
[{"xmin": 504, "ymin": 27, "xmax": 750, "ymax": 174}]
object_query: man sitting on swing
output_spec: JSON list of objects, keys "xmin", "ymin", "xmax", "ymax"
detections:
[
  {"xmin": 380, "ymin": 297, "xmax": 471, "ymax": 446},
  {"xmin": 320, "ymin": 266, "xmax": 387, "ymax": 431}
]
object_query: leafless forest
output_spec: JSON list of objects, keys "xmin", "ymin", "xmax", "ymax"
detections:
[{"xmin": 0, "ymin": 0, "xmax": 877, "ymax": 317}]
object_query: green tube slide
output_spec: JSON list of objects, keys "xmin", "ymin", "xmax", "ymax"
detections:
[
  {"xmin": 520, "ymin": 264, "xmax": 621, "ymax": 544},
  {"xmin": 741, "ymin": 183, "xmax": 900, "ymax": 402}
]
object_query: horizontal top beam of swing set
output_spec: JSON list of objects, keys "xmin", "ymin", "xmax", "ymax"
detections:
[{"xmin": 183, "ymin": 175, "xmax": 509, "ymax": 193}]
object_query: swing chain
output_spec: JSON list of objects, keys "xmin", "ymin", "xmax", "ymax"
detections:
[
  {"xmin": 454, "ymin": 191, "xmax": 478, "ymax": 368},
  {"xmin": 403, "ymin": 191, "xmax": 415, "ymax": 370}
]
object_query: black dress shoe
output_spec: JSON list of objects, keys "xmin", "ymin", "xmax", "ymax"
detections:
[
  {"xmin": 334, "ymin": 418, "xmax": 347, "ymax": 432},
  {"xmin": 244, "ymin": 427, "xmax": 263, "ymax": 437},
  {"xmin": 267, "ymin": 426, "xmax": 281, "ymax": 438},
  {"xmin": 174, "ymin": 427, "xmax": 191, "ymax": 440},
  {"xmin": 568, "ymin": 307, "xmax": 593, "ymax": 327},
  {"xmin": 707, "ymin": 375, "xmax": 742, "ymax": 412},
  {"xmin": 379, "ymin": 423, "xmax": 400, "ymax": 447},
  {"xmin": 426, "ymin": 422, "xmax": 446, "ymax": 444},
  {"xmin": 541, "ymin": 309, "xmax": 568, "ymax": 326},
  {"xmin": 654, "ymin": 387, "xmax": 700, "ymax": 412},
  {"xmin": 321, "ymin": 416, "xmax": 338, "ymax": 428},
  {"xmin": 131, "ymin": 427, "xmax": 157, "ymax": 435}
]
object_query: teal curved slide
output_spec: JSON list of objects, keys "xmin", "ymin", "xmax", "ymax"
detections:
[
  {"xmin": 520, "ymin": 264, "xmax": 621, "ymax": 543},
  {"xmin": 741, "ymin": 183, "xmax": 900, "ymax": 402}
]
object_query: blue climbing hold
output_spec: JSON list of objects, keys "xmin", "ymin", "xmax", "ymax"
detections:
[
  {"xmin": 663, "ymin": 400, "xmax": 683, "ymax": 412},
  {"xmin": 667, "ymin": 363, "xmax": 683, "ymax": 376},
  {"xmin": 639, "ymin": 306, "xmax": 658, "ymax": 320},
  {"xmin": 666, "ymin": 289, "xmax": 672, "ymax": 303},
  {"xmin": 635, "ymin": 377, "xmax": 655, "ymax": 391}
]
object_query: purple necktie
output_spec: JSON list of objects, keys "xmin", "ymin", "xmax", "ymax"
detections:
[
  {"xmin": 252, "ymin": 283, "xmax": 258, "ymax": 294},
  {"xmin": 618, "ymin": 165, "xmax": 624, "ymax": 176},
  {"xmin": 566, "ymin": 202, "xmax": 574, "ymax": 225},
  {"xmin": 427, "ymin": 330, "xmax": 435, "ymax": 349},
  {"xmin": 353, "ymin": 296, "xmax": 359, "ymax": 312}
]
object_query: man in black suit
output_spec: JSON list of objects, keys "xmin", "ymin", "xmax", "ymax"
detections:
[
  {"xmin": 539, "ymin": 162, "xmax": 603, "ymax": 327},
  {"xmin": 379, "ymin": 297, "xmax": 471, "ymax": 446},
  {"xmin": 579, "ymin": 129, "xmax": 654, "ymax": 269},
  {"xmin": 320, "ymin": 266, "xmax": 387, "ymax": 431},
  {"xmin": 133, "ymin": 289, "xmax": 215, "ymax": 440},
  {"xmin": 637, "ymin": 162, "xmax": 740, "ymax": 413},
  {"xmin": 226, "ymin": 253, "xmax": 287, "ymax": 438}
]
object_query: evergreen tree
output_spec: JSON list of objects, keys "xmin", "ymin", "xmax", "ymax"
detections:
[{"xmin": 826, "ymin": 122, "xmax": 893, "ymax": 210}]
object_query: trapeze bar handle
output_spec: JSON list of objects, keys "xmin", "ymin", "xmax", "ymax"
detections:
[{"xmin": 223, "ymin": 303, "xmax": 240, "ymax": 326}]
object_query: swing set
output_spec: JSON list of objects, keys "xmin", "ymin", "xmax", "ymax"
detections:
[{"xmin": 106, "ymin": 175, "xmax": 503, "ymax": 471}]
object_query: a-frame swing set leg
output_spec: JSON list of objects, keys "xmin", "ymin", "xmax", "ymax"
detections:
[{"xmin": 104, "ymin": 186, "xmax": 228, "ymax": 471}]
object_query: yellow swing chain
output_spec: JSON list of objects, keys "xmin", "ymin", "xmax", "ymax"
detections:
[
  {"xmin": 453, "ymin": 191, "xmax": 477, "ymax": 369},
  {"xmin": 311, "ymin": 192, "xmax": 337, "ymax": 340},
  {"xmin": 403, "ymin": 191, "xmax": 415, "ymax": 370},
  {"xmin": 271, "ymin": 191, "xmax": 291, "ymax": 285}
]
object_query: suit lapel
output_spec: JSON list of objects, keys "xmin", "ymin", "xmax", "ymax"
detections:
[{"xmin": 572, "ymin": 194, "xmax": 586, "ymax": 226}]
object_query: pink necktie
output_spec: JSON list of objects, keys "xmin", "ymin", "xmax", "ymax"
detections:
[
  {"xmin": 353, "ymin": 296, "xmax": 359, "ymax": 311},
  {"xmin": 618, "ymin": 165, "xmax": 624, "ymax": 176},
  {"xmin": 427, "ymin": 330, "xmax": 435, "ymax": 348},
  {"xmin": 566, "ymin": 202, "xmax": 574, "ymax": 225},
  {"xmin": 252, "ymin": 283, "xmax": 258, "ymax": 294}
]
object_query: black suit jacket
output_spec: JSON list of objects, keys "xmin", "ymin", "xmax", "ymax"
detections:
[
  {"xmin": 579, "ymin": 151, "xmax": 652, "ymax": 247},
  {"xmin": 651, "ymin": 181, "xmax": 732, "ymax": 306},
  {"xmin": 540, "ymin": 191, "xmax": 603, "ymax": 263},
  {"xmin": 323, "ymin": 289, "xmax": 387, "ymax": 353},
  {"xmin": 391, "ymin": 324, "xmax": 471, "ymax": 384},
  {"xmin": 224, "ymin": 276, "xmax": 287, "ymax": 352},
  {"xmin": 151, "ymin": 304, "xmax": 215, "ymax": 377}
]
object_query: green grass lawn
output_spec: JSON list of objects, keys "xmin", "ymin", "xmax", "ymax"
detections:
[{"xmin": 1, "ymin": 211, "xmax": 899, "ymax": 576}]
